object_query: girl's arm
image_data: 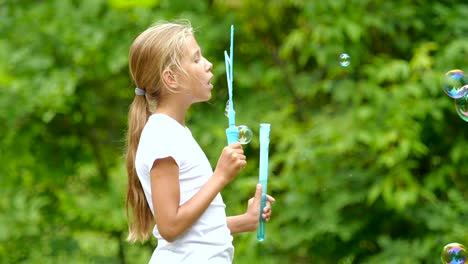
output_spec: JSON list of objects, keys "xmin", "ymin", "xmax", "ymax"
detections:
[
  {"xmin": 226, "ymin": 184, "xmax": 275, "ymax": 234},
  {"xmin": 150, "ymin": 144, "xmax": 246, "ymax": 242}
]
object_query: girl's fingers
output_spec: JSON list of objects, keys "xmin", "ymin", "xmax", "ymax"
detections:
[
  {"xmin": 230, "ymin": 142, "xmax": 243, "ymax": 149},
  {"xmin": 266, "ymin": 195, "xmax": 276, "ymax": 203}
]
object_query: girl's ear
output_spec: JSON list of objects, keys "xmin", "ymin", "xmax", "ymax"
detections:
[{"xmin": 162, "ymin": 69, "xmax": 178, "ymax": 89}]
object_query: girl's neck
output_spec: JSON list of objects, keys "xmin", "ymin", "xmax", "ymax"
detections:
[
  {"xmin": 155, "ymin": 88, "xmax": 192, "ymax": 127},
  {"xmin": 155, "ymin": 110, "xmax": 186, "ymax": 127},
  {"xmin": 155, "ymin": 101, "xmax": 189, "ymax": 127}
]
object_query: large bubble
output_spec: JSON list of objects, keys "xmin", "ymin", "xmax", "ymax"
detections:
[
  {"xmin": 455, "ymin": 95, "xmax": 468, "ymax": 122},
  {"xmin": 443, "ymin": 69, "xmax": 468, "ymax": 99},
  {"xmin": 441, "ymin": 242, "xmax": 466, "ymax": 264}
]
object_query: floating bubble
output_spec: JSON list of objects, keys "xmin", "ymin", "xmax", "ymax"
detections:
[
  {"xmin": 238, "ymin": 125, "xmax": 253, "ymax": 144},
  {"xmin": 339, "ymin": 53, "xmax": 351, "ymax": 67},
  {"xmin": 443, "ymin": 69, "xmax": 468, "ymax": 99},
  {"xmin": 224, "ymin": 100, "xmax": 230, "ymax": 117},
  {"xmin": 455, "ymin": 95, "xmax": 468, "ymax": 122},
  {"xmin": 441, "ymin": 243, "xmax": 466, "ymax": 264}
]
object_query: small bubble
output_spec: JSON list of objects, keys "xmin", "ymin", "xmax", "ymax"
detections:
[
  {"xmin": 224, "ymin": 100, "xmax": 230, "ymax": 117},
  {"xmin": 238, "ymin": 125, "xmax": 253, "ymax": 144},
  {"xmin": 339, "ymin": 53, "xmax": 351, "ymax": 67}
]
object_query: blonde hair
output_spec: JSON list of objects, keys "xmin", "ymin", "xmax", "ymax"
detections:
[{"xmin": 125, "ymin": 20, "xmax": 193, "ymax": 243}]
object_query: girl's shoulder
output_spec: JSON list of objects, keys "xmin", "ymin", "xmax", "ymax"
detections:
[{"xmin": 142, "ymin": 114, "xmax": 190, "ymax": 144}]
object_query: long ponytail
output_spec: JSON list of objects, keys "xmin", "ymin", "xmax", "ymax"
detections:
[{"xmin": 125, "ymin": 95, "xmax": 152, "ymax": 243}]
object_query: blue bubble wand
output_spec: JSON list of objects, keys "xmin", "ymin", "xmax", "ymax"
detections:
[
  {"xmin": 224, "ymin": 25, "xmax": 270, "ymax": 242},
  {"xmin": 257, "ymin": 123, "xmax": 271, "ymax": 242},
  {"xmin": 224, "ymin": 25, "xmax": 239, "ymax": 144}
]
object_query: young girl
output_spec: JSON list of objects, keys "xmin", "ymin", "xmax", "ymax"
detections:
[{"xmin": 125, "ymin": 21, "xmax": 275, "ymax": 263}]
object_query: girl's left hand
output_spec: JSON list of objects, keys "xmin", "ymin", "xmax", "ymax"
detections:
[{"xmin": 246, "ymin": 184, "xmax": 276, "ymax": 225}]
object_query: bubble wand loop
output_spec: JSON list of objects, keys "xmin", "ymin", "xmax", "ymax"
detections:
[
  {"xmin": 224, "ymin": 25, "xmax": 239, "ymax": 144},
  {"xmin": 257, "ymin": 123, "xmax": 271, "ymax": 242}
]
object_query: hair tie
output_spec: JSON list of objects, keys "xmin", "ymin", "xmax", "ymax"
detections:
[{"xmin": 135, "ymin": 87, "xmax": 146, "ymax": 96}]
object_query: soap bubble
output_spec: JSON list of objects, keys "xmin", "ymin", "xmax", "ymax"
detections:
[
  {"xmin": 224, "ymin": 100, "xmax": 252, "ymax": 144},
  {"xmin": 339, "ymin": 53, "xmax": 351, "ymax": 67},
  {"xmin": 455, "ymin": 95, "xmax": 468, "ymax": 122},
  {"xmin": 238, "ymin": 125, "xmax": 253, "ymax": 144},
  {"xmin": 441, "ymin": 242, "xmax": 466, "ymax": 264},
  {"xmin": 225, "ymin": 100, "xmax": 230, "ymax": 117},
  {"xmin": 443, "ymin": 69, "xmax": 468, "ymax": 99}
]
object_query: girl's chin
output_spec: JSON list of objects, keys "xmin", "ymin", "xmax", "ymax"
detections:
[{"xmin": 193, "ymin": 93, "xmax": 212, "ymax": 103}]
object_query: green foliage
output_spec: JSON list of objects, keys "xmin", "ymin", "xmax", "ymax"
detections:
[{"xmin": 1, "ymin": 0, "xmax": 467, "ymax": 263}]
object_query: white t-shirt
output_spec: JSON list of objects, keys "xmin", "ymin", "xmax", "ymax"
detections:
[{"xmin": 135, "ymin": 114, "xmax": 234, "ymax": 264}]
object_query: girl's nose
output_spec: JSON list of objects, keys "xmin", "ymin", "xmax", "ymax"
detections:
[{"xmin": 205, "ymin": 58, "xmax": 213, "ymax": 71}]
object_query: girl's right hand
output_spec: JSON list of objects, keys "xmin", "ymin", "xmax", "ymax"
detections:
[{"xmin": 214, "ymin": 143, "xmax": 246, "ymax": 185}]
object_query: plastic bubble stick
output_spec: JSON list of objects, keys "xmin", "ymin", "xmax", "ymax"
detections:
[
  {"xmin": 257, "ymin": 123, "xmax": 271, "ymax": 242},
  {"xmin": 224, "ymin": 25, "xmax": 239, "ymax": 144},
  {"xmin": 224, "ymin": 26, "xmax": 271, "ymax": 242}
]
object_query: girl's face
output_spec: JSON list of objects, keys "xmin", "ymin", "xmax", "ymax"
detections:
[{"xmin": 177, "ymin": 35, "xmax": 214, "ymax": 104}]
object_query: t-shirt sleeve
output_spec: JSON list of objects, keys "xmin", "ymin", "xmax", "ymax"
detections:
[{"xmin": 141, "ymin": 123, "xmax": 184, "ymax": 172}]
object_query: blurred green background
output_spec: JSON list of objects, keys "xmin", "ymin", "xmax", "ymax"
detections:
[{"xmin": 1, "ymin": 0, "xmax": 467, "ymax": 263}]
